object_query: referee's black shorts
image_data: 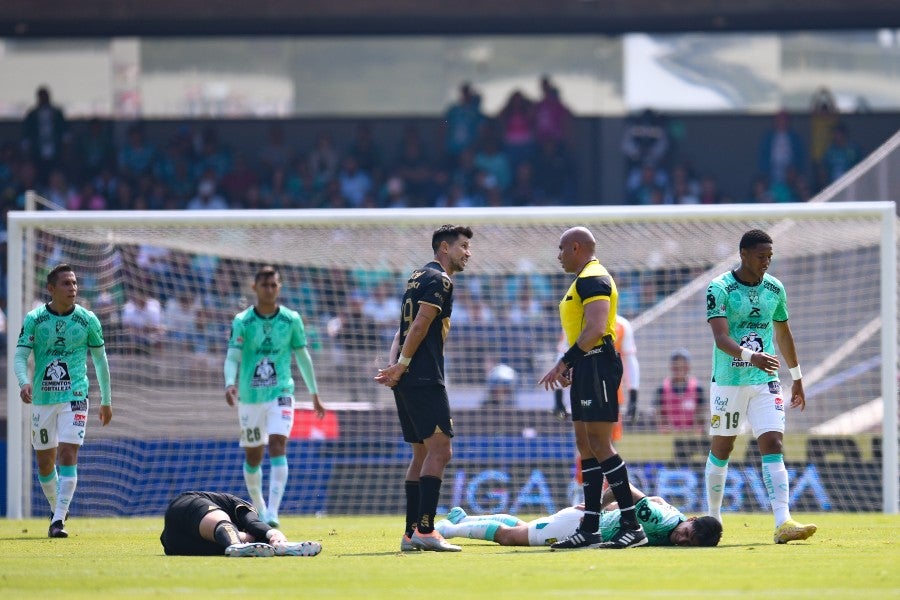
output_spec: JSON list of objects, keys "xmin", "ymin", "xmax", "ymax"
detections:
[
  {"xmin": 160, "ymin": 491, "xmax": 230, "ymax": 556},
  {"xmin": 569, "ymin": 343, "xmax": 623, "ymax": 423},
  {"xmin": 393, "ymin": 383, "xmax": 454, "ymax": 444}
]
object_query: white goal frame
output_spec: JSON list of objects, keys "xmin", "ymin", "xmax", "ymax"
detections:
[{"xmin": 5, "ymin": 201, "xmax": 898, "ymax": 517}]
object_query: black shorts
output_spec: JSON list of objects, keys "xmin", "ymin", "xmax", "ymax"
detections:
[
  {"xmin": 393, "ymin": 383, "xmax": 454, "ymax": 444},
  {"xmin": 569, "ymin": 346, "xmax": 623, "ymax": 423},
  {"xmin": 159, "ymin": 491, "xmax": 247, "ymax": 556}
]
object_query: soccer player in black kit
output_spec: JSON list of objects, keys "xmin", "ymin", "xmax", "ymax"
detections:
[{"xmin": 375, "ymin": 224, "xmax": 473, "ymax": 552}]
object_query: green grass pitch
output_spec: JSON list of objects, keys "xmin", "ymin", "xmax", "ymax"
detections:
[{"xmin": 2, "ymin": 513, "xmax": 898, "ymax": 599}]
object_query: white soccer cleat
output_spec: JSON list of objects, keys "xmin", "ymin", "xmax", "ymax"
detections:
[
  {"xmin": 225, "ymin": 542, "xmax": 275, "ymax": 557},
  {"xmin": 447, "ymin": 506, "xmax": 468, "ymax": 525},
  {"xmin": 273, "ymin": 541, "xmax": 322, "ymax": 557},
  {"xmin": 410, "ymin": 529, "xmax": 462, "ymax": 552}
]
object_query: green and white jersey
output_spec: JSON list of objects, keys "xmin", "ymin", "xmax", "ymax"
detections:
[
  {"xmin": 227, "ymin": 306, "xmax": 307, "ymax": 404},
  {"xmin": 17, "ymin": 303, "xmax": 105, "ymax": 406},
  {"xmin": 600, "ymin": 496, "xmax": 685, "ymax": 546},
  {"xmin": 706, "ymin": 270, "xmax": 789, "ymax": 386}
]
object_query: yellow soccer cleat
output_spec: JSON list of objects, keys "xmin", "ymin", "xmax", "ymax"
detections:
[{"xmin": 774, "ymin": 519, "xmax": 818, "ymax": 544}]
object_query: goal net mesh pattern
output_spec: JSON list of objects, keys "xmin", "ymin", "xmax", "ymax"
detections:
[{"xmin": 5, "ymin": 204, "xmax": 894, "ymax": 517}]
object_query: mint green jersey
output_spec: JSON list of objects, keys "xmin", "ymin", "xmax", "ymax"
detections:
[
  {"xmin": 706, "ymin": 270, "xmax": 789, "ymax": 386},
  {"xmin": 600, "ymin": 497, "xmax": 685, "ymax": 546},
  {"xmin": 227, "ymin": 306, "xmax": 308, "ymax": 404},
  {"xmin": 17, "ymin": 303, "xmax": 105, "ymax": 406}
]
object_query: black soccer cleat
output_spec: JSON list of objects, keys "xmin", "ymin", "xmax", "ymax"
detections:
[
  {"xmin": 48, "ymin": 520, "xmax": 69, "ymax": 538},
  {"xmin": 549, "ymin": 530, "xmax": 603, "ymax": 550},
  {"xmin": 596, "ymin": 525, "xmax": 648, "ymax": 549}
]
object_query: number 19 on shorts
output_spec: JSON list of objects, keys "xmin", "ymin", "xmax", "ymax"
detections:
[{"xmin": 723, "ymin": 411, "xmax": 740, "ymax": 430}]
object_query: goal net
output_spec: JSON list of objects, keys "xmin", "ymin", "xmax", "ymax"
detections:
[{"xmin": 4, "ymin": 202, "xmax": 897, "ymax": 519}]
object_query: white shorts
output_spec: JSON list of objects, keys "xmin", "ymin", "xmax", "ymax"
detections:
[
  {"xmin": 31, "ymin": 400, "xmax": 89, "ymax": 451},
  {"xmin": 708, "ymin": 381, "xmax": 786, "ymax": 438},
  {"xmin": 527, "ymin": 506, "xmax": 583, "ymax": 546},
  {"xmin": 238, "ymin": 396, "xmax": 295, "ymax": 447}
]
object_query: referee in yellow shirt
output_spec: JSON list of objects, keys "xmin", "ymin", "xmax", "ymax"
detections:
[{"xmin": 539, "ymin": 227, "xmax": 647, "ymax": 550}]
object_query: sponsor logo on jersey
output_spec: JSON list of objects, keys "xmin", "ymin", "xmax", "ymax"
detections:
[
  {"xmin": 580, "ymin": 398, "xmax": 593, "ymax": 407},
  {"xmin": 774, "ymin": 396, "xmax": 784, "ymax": 411},
  {"xmin": 740, "ymin": 332, "xmax": 764, "ymax": 353},
  {"xmin": 73, "ymin": 413, "xmax": 87, "ymax": 427},
  {"xmin": 768, "ymin": 381, "xmax": 782, "ymax": 394},
  {"xmin": 41, "ymin": 360, "xmax": 72, "ymax": 392},
  {"xmin": 748, "ymin": 289, "xmax": 759, "ymax": 304},
  {"xmin": 714, "ymin": 396, "xmax": 728, "ymax": 410},
  {"xmin": 281, "ymin": 409, "xmax": 292, "ymax": 420}
]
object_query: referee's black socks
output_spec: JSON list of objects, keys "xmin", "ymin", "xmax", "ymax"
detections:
[{"xmin": 600, "ymin": 454, "xmax": 640, "ymax": 529}]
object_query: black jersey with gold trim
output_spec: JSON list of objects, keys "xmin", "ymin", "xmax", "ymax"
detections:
[{"xmin": 397, "ymin": 260, "xmax": 454, "ymax": 387}]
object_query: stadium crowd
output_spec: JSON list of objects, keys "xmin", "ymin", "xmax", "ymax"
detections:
[{"xmin": 0, "ymin": 82, "xmax": 868, "ymax": 347}]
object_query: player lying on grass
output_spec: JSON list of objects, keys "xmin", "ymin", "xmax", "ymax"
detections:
[
  {"xmin": 160, "ymin": 491, "xmax": 322, "ymax": 557},
  {"xmin": 436, "ymin": 484, "xmax": 722, "ymax": 548}
]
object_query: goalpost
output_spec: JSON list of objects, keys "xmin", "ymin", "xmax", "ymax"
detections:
[{"xmin": 5, "ymin": 202, "xmax": 897, "ymax": 518}]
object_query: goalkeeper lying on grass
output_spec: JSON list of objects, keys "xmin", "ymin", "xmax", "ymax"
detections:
[
  {"xmin": 436, "ymin": 484, "xmax": 722, "ymax": 548},
  {"xmin": 160, "ymin": 491, "xmax": 322, "ymax": 557}
]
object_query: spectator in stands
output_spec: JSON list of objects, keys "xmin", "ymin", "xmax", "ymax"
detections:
[
  {"xmin": 393, "ymin": 125, "xmax": 434, "ymax": 205},
  {"xmin": 442, "ymin": 82, "xmax": 484, "ymax": 165},
  {"xmin": 118, "ymin": 123, "xmax": 157, "ymax": 181},
  {"xmin": 534, "ymin": 75, "xmax": 573, "ymax": 146},
  {"xmin": 337, "ymin": 154, "xmax": 372, "ymax": 208},
  {"xmin": 474, "ymin": 128, "xmax": 512, "ymax": 192},
  {"xmin": 22, "ymin": 86, "xmax": 69, "ymax": 184},
  {"xmin": 508, "ymin": 162, "xmax": 538, "ymax": 206},
  {"xmin": 757, "ymin": 110, "xmax": 805, "ymax": 186},
  {"xmin": 71, "ymin": 180, "xmax": 107, "ymax": 211},
  {"xmin": 308, "ymin": 132, "xmax": 340, "ymax": 188},
  {"xmin": 45, "ymin": 169, "xmax": 79, "ymax": 210},
  {"xmin": 747, "ymin": 176, "xmax": 774, "ymax": 204},
  {"xmin": 498, "ymin": 89, "xmax": 536, "ymax": 171},
  {"xmin": 261, "ymin": 165, "xmax": 294, "ymax": 209},
  {"xmin": 327, "ymin": 295, "xmax": 381, "ymax": 402},
  {"xmin": 187, "ymin": 173, "xmax": 228, "ymax": 210},
  {"xmin": 77, "ymin": 118, "xmax": 115, "ymax": 180},
  {"xmin": 192, "ymin": 126, "xmax": 231, "ymax": 180},
  {"xmin": 626, "ymin": 164, "xmax": 668, "ymax": 205},
  {"xmin": 163, "ymin": 292, "xmax": 204, "ymax": 352},
  {"xmin": 435, "ymin": 182, "xmax": 478, "ymax": 209},
  {"xmin": 653, "ymin": 348, "xmax": 704, "ymax": 433},
  {"xmin": 809, "ymin": 87, "xmax": 839, "ymax": 182},
  {"xmin": 121, "ymin": 288, "xmax": 165, "ymax": 354},
  {"xmin": 818, "ymin": 122, "xmax": 862, "ymax": 187},
  {"xmin": 221, "ymin": 152, "xmax": 260, "ymax": 206},
  {"xmin": 259, "ymin": 124, "xmax": 294, "ymax": 180},
  {"xmin": 347, "ymin": 122, "xmax": 384, "ymax": 179},
  {"xmin": 533, "ymin": 139, "xmax": 576, "ymax": 205},
  {"xmin": 621, "ymin": 109, "xmax": 670, "ymax": 194},
  {"xmin": 669, "ymin": 163, "xmax": 700, "ymax": 204},
  {"xmin": 697, "ymin": 175, "xmax": 724, "ymax": 204}
]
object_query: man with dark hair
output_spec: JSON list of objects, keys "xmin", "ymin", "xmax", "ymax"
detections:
[
  {"xmin": 375, "ymin": 224, "xmax": 473, "ymax": 552},
  {"xmin": 160, "ymin": 490, "xmax": 321, "ymax": 557},
  {"xmin": 704, "ymin": 229, "xmax": 817, "ymax": 544},
  {"xmin": 225, "ymin": 265, "xmax": 325, "ymax": 528},
  {"xmin": 15, "ymin": 264, "xmax": 112, "ymax": 538},
  {"xmin": 436, "ymin": 484, "xmax": 722, "ymax": 548},
  {"xmin": 539, "ymin": 227, "xmax": 647, "ymax": 550}
]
